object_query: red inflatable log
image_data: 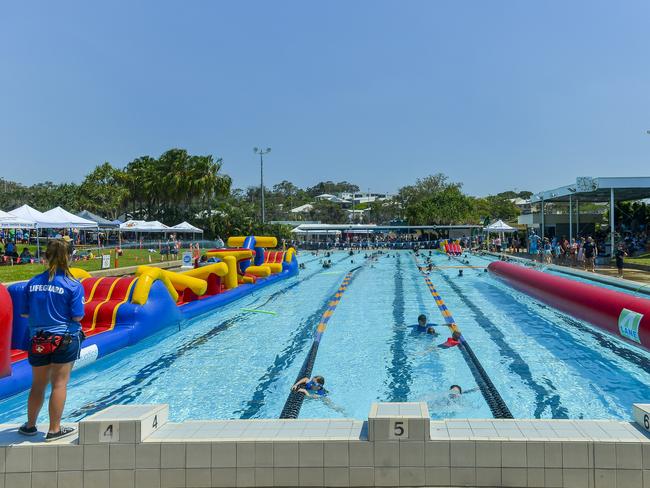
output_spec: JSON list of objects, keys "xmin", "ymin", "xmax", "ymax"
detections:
[
  {"xmin": 488, "ymin": 261, "xmax": 650, "ymax": 351},
  {"xmin": 0, "ymin": 284, "xmax": 12, "ymax": 378}
]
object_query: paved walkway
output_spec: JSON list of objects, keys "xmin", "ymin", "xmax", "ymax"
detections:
[{"xmin": 507, "ymin": 252, "xmax": 650, "ymax": 286}]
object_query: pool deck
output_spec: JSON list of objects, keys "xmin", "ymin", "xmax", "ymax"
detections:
[
  {"xmin": 500, "ymin": 252, "xmax": 650, "ymax": 287},
  {"xmin": 0, "ymin": 403, "xmax": 648, "ymax": 488}
]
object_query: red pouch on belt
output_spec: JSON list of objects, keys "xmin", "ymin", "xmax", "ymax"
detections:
[{"xmin": 30, "ymin": 333, "xmax": 63, "ymax": 355}]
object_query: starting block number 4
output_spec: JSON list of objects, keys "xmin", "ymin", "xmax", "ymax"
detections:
[
  {"xmin": 99, "ymin": 422, "xmax": 120, "ymax": 443},
  {"xmin": 389, "ymin": 419, "xmax": 409, "ymax": 439}
]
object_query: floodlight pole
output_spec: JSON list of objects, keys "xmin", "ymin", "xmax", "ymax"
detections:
[{"xmin": 254, "ymin": 147, "xmax": 271, "ymax": 225}]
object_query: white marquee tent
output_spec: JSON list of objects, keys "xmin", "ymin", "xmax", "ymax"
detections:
[
  {"xmin": 171, "ymin": 221, "xmax": 203, "ymax": 233},
  {"xmin": 9, "ymin": 205, "xmax": 100, "ymax": 258},
  {"xmin": 42, "ymin": 206, "xmax": 98, "ymax": 229},
  {"xmin": 484, "ymin": 219, "xmax": 516, "ymax": 232},
  {"xmin": 0, "ymin": 210, "xmax": 35, "ymax": 229},
  {"xmin": 9, "ymin": 204, "xmax": 66, "ymax": 228},
  {"xmin": 119, "ymin": 220, "xmax": 171, "ymax": 233}
]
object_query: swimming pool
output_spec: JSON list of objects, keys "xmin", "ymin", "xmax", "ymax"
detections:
[{"xmin": 0, "ymin": 250, "xmax": 648, "ymax": 423}]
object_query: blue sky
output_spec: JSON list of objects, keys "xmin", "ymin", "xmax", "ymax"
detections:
[{"xmin": 1, "ymin": 1, "xmax": 649, "ymax": 196}]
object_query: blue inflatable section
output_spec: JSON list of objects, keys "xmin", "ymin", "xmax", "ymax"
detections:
[
  {"xmin": 0, "ymin": 250, "xmax": 299, "ymax": 400},
  {"xmin": 0, "ymin": 280, "xmax": 181, "ymax": 399}
]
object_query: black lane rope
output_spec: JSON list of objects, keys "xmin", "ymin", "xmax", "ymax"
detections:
[
  {"xmin": 279, "ymin": 266, "xmax": 362, "ymax": 419},
  {"xmin": 414, "ymin": 256, "xmax": 513, "ymax": 419},
  {"xmin": 67, "ymin": 254, "xmax": 351, "ymax": 419},
  {"xmin": 430, "ymin": 260, "xmax": 568, "ymax": 418}
]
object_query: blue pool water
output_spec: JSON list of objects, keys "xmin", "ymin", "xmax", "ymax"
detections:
[{"xmin": 0, "ymin": 250, "xmax": 648, "ymax": 423}]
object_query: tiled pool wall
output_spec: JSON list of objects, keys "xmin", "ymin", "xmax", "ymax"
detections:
[{"xmin": 1, "ymin": 402, "xmax": 649, "ymax": 488}]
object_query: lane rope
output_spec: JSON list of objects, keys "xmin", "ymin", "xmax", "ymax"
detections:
[{"xmin": 279, "ymin": 266, "xmax": 362, "ymax": 419}]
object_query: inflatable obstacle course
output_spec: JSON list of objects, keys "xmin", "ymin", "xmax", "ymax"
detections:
[{"xmin": 0, "ymin": 235, "xmax": 298, "ymax": 399}]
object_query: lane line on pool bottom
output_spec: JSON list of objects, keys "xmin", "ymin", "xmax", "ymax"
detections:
[
  {"xmin": 414, "ymin": 256, "xmax": 514, "ymax": 419},
  {"xmin": 279, "ymin": 266, "xmax": 362, "ymax": 419}
]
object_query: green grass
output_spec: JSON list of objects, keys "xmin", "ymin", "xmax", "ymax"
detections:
[
  {"xmin": 627, "ymin": 251, "xmax": 650, "ymax": 266},
  {"xmin": 0, "ymin": 248, "xmax": 187, "ymax": 284}
]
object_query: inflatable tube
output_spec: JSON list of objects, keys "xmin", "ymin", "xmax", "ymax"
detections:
[
  {"xmin": 223, "ymin": 255, "xmax": 238, "ymax": 289},
  {"xmin": 240, "ymin": 236, "xmax": 255, "ymax": 273},
  {"xmin": 488, "ymin": 261, "xmax": 650, "ymax": 350},
  {"xmin": 133, "ymin": 267, "xmax": 179, "ymax": 304},
  {"xmin": 70, "ymin": 267, "xmax": 92, "ymax": 280},
  {"xmin": 178, "ymin": 264, "xmax": 298, "ymax": 320},
  {"xmin": 181, "ymin": 262, "xmax": 229, "ymax": 279},
  {"xmin": 253, "ymin": 247, "xmax": 265, "ymax": 266},
  {"xmin": 245, "ymin": 265, "xmax": 271, "ymax": 278},
  {"xmin": 0, "ymin": 285, "xmax": 12, "ymax": 378},
  {"xmin": 227, "ymin": 236, "xmax": 277, "ymax": 248}
]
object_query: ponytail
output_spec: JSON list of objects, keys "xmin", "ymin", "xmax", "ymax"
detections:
[{"xmin": 45, "ymin": 239, "xmax": 72, "ymax": 281}]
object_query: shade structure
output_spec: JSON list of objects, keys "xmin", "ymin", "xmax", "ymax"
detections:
[
  {"xmin": 485, "ymin": 219, "xmax": 516, "ymax": 232},
  {"xmin": 9, "ymin": 204, "xmax": 69, "ymax": 228},
  {"xmin": 171, "ymin": 221, "xmax": 203, "ymax": 233},
  {"xmin": 77, "ymin": 210, "xmax": 120, "ymax": 228},
  {"xmin": 0, "ymin": 210, "xmax": 35, "ymax": 229},
  {"xmin": 119, "ymin": 220, "xmax": 170, "ymax": 233},
  {"xmin": 42, "ymin": 206, "xmax": 98, "ymax": 228}
]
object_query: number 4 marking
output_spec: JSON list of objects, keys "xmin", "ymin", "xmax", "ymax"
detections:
[{"xmin": 152, "ymin": 415, "xmax": 158, "ymax": 429}]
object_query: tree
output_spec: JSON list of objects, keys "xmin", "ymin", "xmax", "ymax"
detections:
[
  {"xmin": 309, "ymin": 200, "xmax": 347, "ymax": 223},
  {"xmin": 78, "ymin": 163, "xmax": 129, "ymax": 219},
  {"xmin": 473, "ymin": 195, "xmax": 521, "ymax": 223},
  {"xmin": 307, "ymin": 181, "xmax": 359, "ymax": 197}
]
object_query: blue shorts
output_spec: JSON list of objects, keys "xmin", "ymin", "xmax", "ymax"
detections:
[{"xmin": 28, "ymin": 334, "xmax": 82, "ymax": 367}]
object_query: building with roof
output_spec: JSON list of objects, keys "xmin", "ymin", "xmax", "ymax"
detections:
[{"xmin": 523, "ymin": 176, "xmax": 650, "ymax": 255}]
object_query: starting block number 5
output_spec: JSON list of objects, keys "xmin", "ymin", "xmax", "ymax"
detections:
[{"xmin": 389, "ymin": 419, "xmax": 409, "ymax": 439}]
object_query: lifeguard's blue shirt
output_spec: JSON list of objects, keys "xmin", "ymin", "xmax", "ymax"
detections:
[{"xmin": 21, "ymin": 270, "xmax": 85, "ymax": 335}]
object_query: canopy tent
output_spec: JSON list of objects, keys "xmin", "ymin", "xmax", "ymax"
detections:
[
  {"xmin": 485, "ymin": 219, "xmax": 516, "ymax": 232},
  {"xmin": 171, "ymin": 221, "xmax": 203, "ymax": 233},
  {"xmin": 0, "ymin": 210, "xmax": 35, "ymax": 229},
  {"xmin": 77, "ymin": 210, "xmax": 120, "ymax": 228},
  {"xmin": 42, "ymin": 207, "xmax": 98, "ymax": 228},
  {"xmin": 9, "ymin": 205, "xmax": 99, "ymax": 258},
  {"xmin": 119, "ymin": 220, "xmax": 170, "ymax": 233},
  {"xmin": 484, "ymin": 219, "xmax": 516, "ymax": 253},
  {"xmin": 9, "ymin": 204, "xmax": 68, "ymax": 228}
]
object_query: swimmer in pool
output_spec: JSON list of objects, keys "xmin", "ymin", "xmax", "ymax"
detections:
[
  {"xmin": 292, "ymin": 376, "xmax": 327, "ymax": 398},
  {"xmin": 417, "ymin": 314, "xmax": 439, "ymax": 336},
  {"xmin": 448, "ymin": 385, "xmax": 479, "ymax": 399}
]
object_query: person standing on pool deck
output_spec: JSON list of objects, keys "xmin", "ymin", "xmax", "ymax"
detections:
[
  {"xmin": 18, "ymin": 239, "xmax": 84, "ymax": 441},
  {"xmin": 615, "ymin": 244, "xmax": 627, "ymax": 278},
  {"xmin": 583, "ymin": 236, "xmax": 598, "ymax": 272}
]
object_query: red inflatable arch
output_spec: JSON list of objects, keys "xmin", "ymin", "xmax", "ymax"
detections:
[
  {"xmin": 488, "ymin": 261, "xmax": 650, "ymax": 351},
  {"xmin": 0, "ymin": 284, "xmax": 12, "ymax": 378}
]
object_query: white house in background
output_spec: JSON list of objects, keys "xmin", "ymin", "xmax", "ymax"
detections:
[
  {"xmin": 509, "ymin": 197, "xmax": 531, "ymax": 214},
  {"xmin": 340, "ymin": 192, "xmax": 392, "ymax": 204},
  {"xmin": 290, "ymin": 203, "xmax": 314, "ymax": 214},
  {"xmin": 314, "ymin": 194, "xmax": 351, "ymax": 204}
]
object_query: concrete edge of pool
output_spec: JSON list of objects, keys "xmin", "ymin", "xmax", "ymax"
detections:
[{"xmin": 0, "ymin": 403, "xmax": 648, "ymax": 488}]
